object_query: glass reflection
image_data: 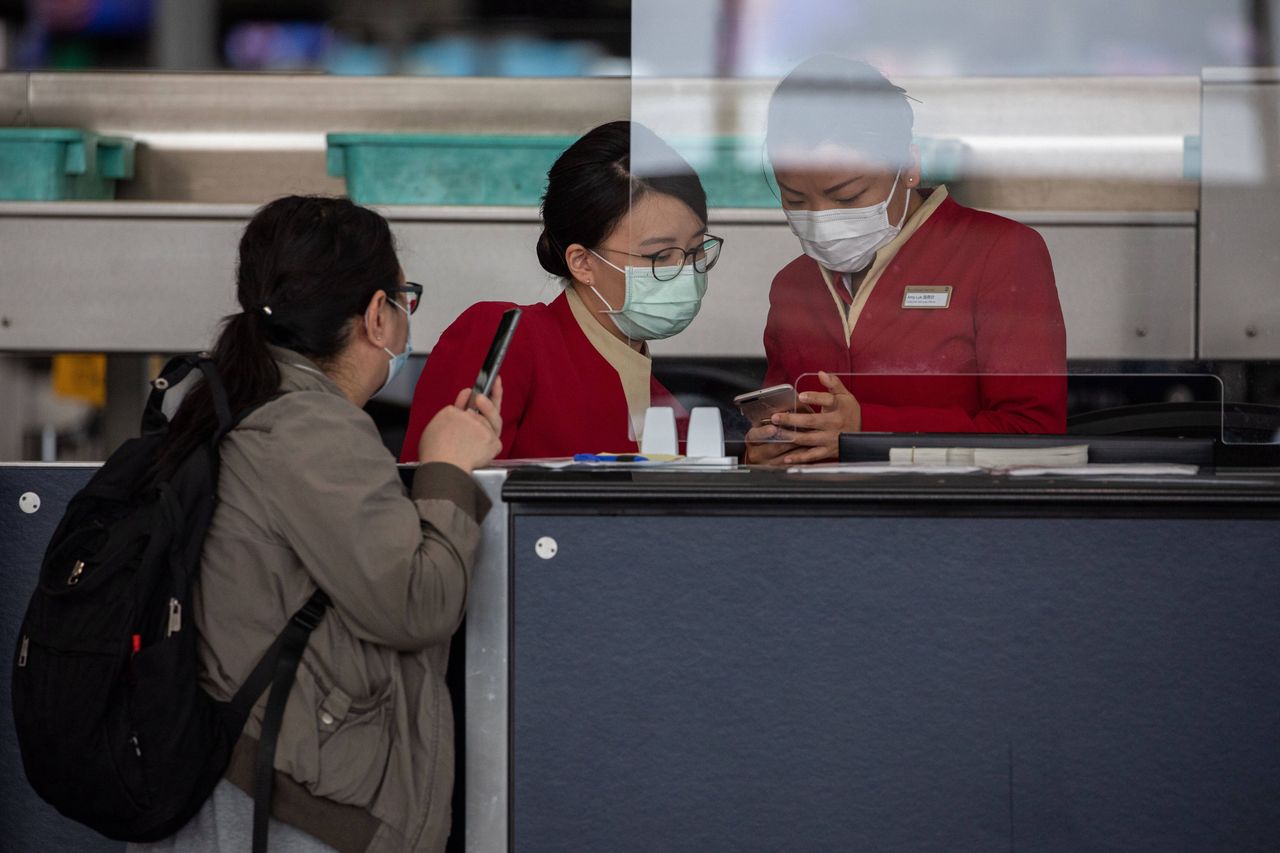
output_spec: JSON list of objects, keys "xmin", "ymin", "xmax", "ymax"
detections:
[
  {"xmin": 634, "ymin": 0, "xmax": 1280, "ymax": 454},
  {"xmin": 743, "ymin": 56, "xmax": 1068, "ymax": 465}
]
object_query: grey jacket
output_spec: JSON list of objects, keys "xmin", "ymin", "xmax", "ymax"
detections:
[{"xmin": 194, "ymin": 347, "xmax": 491, "ymax": 853}]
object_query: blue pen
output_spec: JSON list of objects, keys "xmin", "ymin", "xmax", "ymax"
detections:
[{"xmin": 572, "ymin": 454, "xmax": 649, "ymax": 463}]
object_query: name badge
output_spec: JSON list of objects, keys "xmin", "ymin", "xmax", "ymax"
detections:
[{"xmin": 902, "ymin": 285, "xmax": 952, "ymax": 309}]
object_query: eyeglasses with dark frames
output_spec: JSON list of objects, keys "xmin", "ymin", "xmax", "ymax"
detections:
[
  {"xmin": 596, "ymin": 235, "xmax": 725, "ymax": 282},
  {"xmin": 385, "ymin": 282, "xmax": 423, "ymax": 315}
]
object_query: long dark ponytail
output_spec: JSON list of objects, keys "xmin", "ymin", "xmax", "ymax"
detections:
[{"xmin": 157, "ymin": 195, "xmax": 400, "ymax": 475}]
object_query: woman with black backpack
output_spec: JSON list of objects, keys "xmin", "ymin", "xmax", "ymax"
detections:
[{"xmin": 130, "ymin": 195, "xmax": 502, "ymax": 852}]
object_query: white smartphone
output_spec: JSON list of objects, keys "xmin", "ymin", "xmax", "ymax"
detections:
[{"xmin": 733, "ymin": 383, "xmax": 799, "ymax": 426}]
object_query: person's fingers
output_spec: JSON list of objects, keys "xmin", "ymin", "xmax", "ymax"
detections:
[
  {"xmin": 818, "ymin": 370, "xmax": 853, "ymax": 398},
  {"xmin": 758, "ymin": 449, "xmax": 796, "ymax": 467},
  {"xmin": 782, "ymin": 444, "xmax": 837, "ymax": 465},
  {"xmin": 490, "ymin": 376, "xmax": 504, "ymax": 410},
  {"xmin": 771, "ymin": 411, "xmax": 833, "ymax": 431},
  {"xmin": 785, "ymin": 428, "xmax": 837, "ymax": 448},
  {"xmin": 771, "ymin": 429, "xmax": 807, "ymax": 443},
  {"xmin": 745, "ymin": 424, "xmax": 780, "ymax": 442},
  {"xmin": 465, "ymin": 410, "xmax": 490, "ymax": 437},
  {"xmin": 745, "ymin": 441, "xmax": 783, "ymax": 462},
  {"xmin": 452, "ymin": 387, "xmax": 472, "ymax": 409},
  {"xmin": 471, "ymin": 393, "xmax": 502, "ymax": 435},
  {"xmin": 798, "ymin": 391, "xmax": 836, "ymax": 411},
  {"xmin": 747, "ymin": 440, "xmax": 797, "ymax": 462}
]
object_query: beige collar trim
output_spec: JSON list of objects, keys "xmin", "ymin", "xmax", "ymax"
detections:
[
  {"xmin": 819, "ymin": 184, "xmax": 950, "ymax": 345},
  {"xmin": 565, "ymin": 286, "xmax": 653, "ymax": 441}
]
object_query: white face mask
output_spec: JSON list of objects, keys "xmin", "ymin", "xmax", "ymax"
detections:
[
  {"xmin": 783, "ymin": 170, "xmax": 909, "ymax": 274},
  {"xmin": 373, "ymin": 299, "xmax": 412, "ymax": 397}
]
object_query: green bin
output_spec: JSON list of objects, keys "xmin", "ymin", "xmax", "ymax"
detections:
[
  {"xmin": 327, "ymin": 133, "xmax": 575, "ymax": 206},
  {"xmin": 325, "ymin": 133, "xmax": 781, "ymax": 208},
  {"xmin": 0, "ymin": 129, "xmax": 136, "ymax": 201},
  {"xmin": 669, "ymin": 136, "xmax": 778, "ymax": 208},
  {"xmin": 325, "ymin": 132, "xmax": 966, "ymax": 209}
]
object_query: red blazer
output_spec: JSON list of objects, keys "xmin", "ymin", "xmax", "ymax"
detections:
[
  {"xmin": 764, "ymin": 195, "xmax": 1067, "ymax": 434},
  {"xmin": 402, "ymin": 292, "xmax": 683, "ymax": 461}
]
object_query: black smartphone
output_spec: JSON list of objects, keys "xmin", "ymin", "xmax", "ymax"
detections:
[{"xmin": 466, "ymin": 308, "xmax": 521, "ymax": 410}]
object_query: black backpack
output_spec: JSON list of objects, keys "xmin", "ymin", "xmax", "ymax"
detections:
[{"xmin": 11, "ymin": 355, "xmax": 329, "ymax": 853}]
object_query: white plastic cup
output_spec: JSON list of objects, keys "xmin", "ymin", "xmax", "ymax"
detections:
[
  {"xmin": 640, "ymin": 407, "xmax": 679, "ymax": 456},
  {"xmin": 686, "ymin": 407, "xmax": 726, "ymax": 458}
]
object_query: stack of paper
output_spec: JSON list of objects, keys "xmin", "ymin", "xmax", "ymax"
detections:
[
  {"xmin": 1007, "ymin": 463, "xmax": 1199, "ymax": 477},
  {"xmin": 790, "ymin": 463, "xmax": 982, "ymax": 475},
  {"xmin": 888, "ymin": 445, "xmax": 1089, "ymax": 468}
]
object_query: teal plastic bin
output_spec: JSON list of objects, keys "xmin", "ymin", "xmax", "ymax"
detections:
[
  {"xmin": 325, "ymin": 133, "xmax": 780, "ymax": 208},
  {"xmin": 0, "ymin": 129, "xmax": 136, "ymax": 201},
  {"xmin": 325, "ymin": 132, "xmax": 967, "ymax": 209},
  {"xmin": 668, "ymin": 136, "xmax": 778, "ymax": 208},
  {"xmin": 327, "ymin": 133, "xmax": 575, "ymax": 206},
  {"xmin": 683, "ymin": 135, "xmax": 968, "ymax": 208}
]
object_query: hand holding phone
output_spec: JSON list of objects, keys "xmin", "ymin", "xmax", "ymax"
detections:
[
  {"xmin": 733, "ymin": 383, "xmax": 809, "ymax": 426},
  {"xmin": 466, "ymin": 308, "xmax": 521, "ymax": 411},
  {"xmin": 418, "ymin": 386, "xmax": 504, "ymax": 472}
]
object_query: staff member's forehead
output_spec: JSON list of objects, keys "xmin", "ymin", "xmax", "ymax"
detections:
[
  {"xmin": 776, "ymin": 175, "xmax": 871, "ymax": 196},
  {"xmin": 625, "ymin": 193, "xmax": 707, "ymax": 247},
  {"xmin": 637, "ymin": 228, "xmax": 707, "ymax": 248},
  {"xmin": 771, "ymin": 141, "xmax": 893, "ymax": 174}
]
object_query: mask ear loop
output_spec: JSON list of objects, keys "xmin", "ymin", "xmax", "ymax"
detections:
[
  {"xmin": 588, "ymin": 284, "xmax": 621, "ymax": 315},
  {"xmin": 378, "ymin": 298, "xmax": 411, "ymax": 360},
  {"xmin": 758, "ymin": 135, "xmax": 784, "ymax": 206},
  {"xmin": 587, "ymin": 249, "xmax": 628, "ymax": 315},
  {"xmin": 891, "ymin": 168, "xmax": 912, "ymax": 230},
  {"xmin": 585, "ymin": 250, "xmax": 637, "ymax": 348}
]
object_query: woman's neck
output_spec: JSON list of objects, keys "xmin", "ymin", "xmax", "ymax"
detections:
[{"xmin": 314, "ymin": 353, "xmax": 369, "ymax": 408}]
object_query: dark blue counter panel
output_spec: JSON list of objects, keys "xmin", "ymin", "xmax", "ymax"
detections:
[
  {"xmin": 0, "ymin": 466, "xmax": 118, "ymax": 853},
  {"xmin": 512, "ymin": 514, "xmax": 1280, "ymax": 853}
]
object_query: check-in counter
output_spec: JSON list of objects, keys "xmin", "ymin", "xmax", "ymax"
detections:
[
  {"xmin": 4, "ymin": 463, "xmax": 1280, "ymax": 852},
  {"xmin": 491, "ymin": 466, "xmax": 1280, "ymax": 852}
]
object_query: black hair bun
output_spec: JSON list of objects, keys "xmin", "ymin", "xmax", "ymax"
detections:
[{"xmin": 536, "ymin": 230, "xmax": 571, "ymax": 278}]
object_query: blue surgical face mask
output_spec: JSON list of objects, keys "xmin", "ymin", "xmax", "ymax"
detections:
[
  {"xmin": 587, "ymin": 250, "xmax": 708, "ymax": 342},
  {"xmin": 374, "ymin": 299, "xmax": 413, "ymax": 397}
]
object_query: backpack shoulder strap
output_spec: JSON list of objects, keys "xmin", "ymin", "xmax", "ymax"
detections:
[
  {"xmin": 225, "ymin": 589, "xmax": 330, "ymax": 853},
  {"xmin": 140, "ymin": 355, "xmax": 233, "ymax": 438}
]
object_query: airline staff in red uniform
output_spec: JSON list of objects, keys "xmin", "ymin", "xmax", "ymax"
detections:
[
  {"xmin": 402, "ymin": 121, "xmax": 722, "ymax": 461},
  {"xmin": 747, "ymin": 56, "xmax": 1067, "ymax": 465}
]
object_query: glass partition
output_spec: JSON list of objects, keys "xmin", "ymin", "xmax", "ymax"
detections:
[{"xmin": 633, "ymin": 0, "xmax": 1280, "ymax": 453}]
